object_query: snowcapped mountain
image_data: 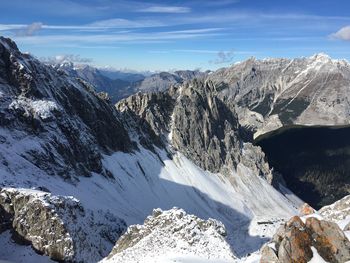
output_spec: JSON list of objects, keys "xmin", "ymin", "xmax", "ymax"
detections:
[{"xmin": 0, "ymin": 36, "xmax": 349, "ymax": 263}]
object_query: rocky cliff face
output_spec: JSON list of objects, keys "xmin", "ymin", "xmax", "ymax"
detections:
[{"xmin": 0, "ymin": 36, "xmax": 132, "ymax": 180}]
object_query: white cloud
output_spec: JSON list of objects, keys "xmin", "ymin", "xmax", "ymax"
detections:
[
  {"xmin": 138, "ymin": 6, "xmax": 191, "ymax": 13},
  {"xmin": 330, "ymin": 25, "xmax": 350, "ymax": 41},
  {"xmin": 41, "ymin": 54, "xmax": 93, "ymax": 64},
  {"xmin": 16, "ymin": 22, "xmax": 43, "ymax": 36}
]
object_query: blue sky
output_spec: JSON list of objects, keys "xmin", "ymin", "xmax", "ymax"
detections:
[{"xmin": 1, "ymin": 0, "xmax": 350, "ymax": 71}]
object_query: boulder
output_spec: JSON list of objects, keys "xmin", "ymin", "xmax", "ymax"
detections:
[{"xmin": 260, "ymin": 216, "xmax": 350, "ymax": 263}]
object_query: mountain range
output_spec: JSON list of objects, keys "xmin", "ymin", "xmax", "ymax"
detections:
[{"xmin": 0, "ymin": 36, "xmax": 349, "ymax": 263}]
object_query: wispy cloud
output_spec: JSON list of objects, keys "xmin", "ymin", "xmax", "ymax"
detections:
[
  {"xmin": 41, "ymin": 54, "xmax": 93, "ymax": 64},
  {"xmin": 13, "ymin": 27, "xmax": 224, "ymax": 46},
  {"xmin": 88, "ymin": 18, "xmax": 165, "ymax": 28},
  {"xmin": 330, "ymin": 25, "xmax": 350, "ymax": 41},
  {"xmin": 210, "ymin": 50, "xmax": 235, "ymax": 64},
  {"xmin": 138, "ymin": 6, "xmax": 191, "ymax": 13},
  {"xmin": 16, "ymin": 22, "xmax": 43, "ymax": 36}
]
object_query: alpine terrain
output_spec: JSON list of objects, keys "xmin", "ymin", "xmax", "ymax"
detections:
[{"xmin": 0, "ymin": 35, "xmax": 349, "ymax": 263}]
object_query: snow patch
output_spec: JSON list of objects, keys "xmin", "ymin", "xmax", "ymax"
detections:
[{"xmin": 9, "ymin": 98, "xmax": 60, "ymax": 120}]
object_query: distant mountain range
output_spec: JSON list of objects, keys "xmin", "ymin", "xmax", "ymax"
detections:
[{"xmin": 53, "ymin": 61, "xmax": 208, "ymax": 103}]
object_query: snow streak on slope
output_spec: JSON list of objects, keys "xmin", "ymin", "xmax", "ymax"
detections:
[{"xmin": 0, "ymin": 230, "xmax": 54, "ymax": 263}]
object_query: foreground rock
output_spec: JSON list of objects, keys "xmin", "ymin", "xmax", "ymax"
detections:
[
  {"xmin": 0, "ymin": 187, "xmax": 126, "ymax": 262},
  {"xmin": 102, "ymin": 208, "xmax": 236, "ymax": 262},
  {"xmin": 260, "ymin": 216, "xmax": 350, "ymax": 263}
]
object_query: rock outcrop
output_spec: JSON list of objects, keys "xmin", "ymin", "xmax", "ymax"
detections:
[
  {"xmin": 0, "ymin": 187, "xmax": 126, "ymax": 262},
  {"xmin": 260, "ymin": 216, "xmax": 350, "ymax": 263}
]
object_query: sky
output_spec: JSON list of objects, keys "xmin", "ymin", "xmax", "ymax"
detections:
[{"xmin": 1, "ymin": 0, "xmax": 350, "ymax": 71}]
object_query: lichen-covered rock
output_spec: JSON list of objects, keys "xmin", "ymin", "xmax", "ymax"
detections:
[
  {"xmin": 260, "ymin": 216, "xmax": 350, "ymax": 263},
  {"xmin": 103, "ymin": 208, "xmax": 235, "ymax": 262},
  {"xmin": 305, "ymin": 217, "xmax": 350, "ymax": 263},
  {"xmin": 0, "ymin": 187, "xmax": 126, "ymax": 262}
]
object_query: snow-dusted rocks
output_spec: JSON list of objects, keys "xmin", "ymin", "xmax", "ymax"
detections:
[
  {"xmin": 102, "ymin": 208, "xmax": 236, "ymax": 263},
  {"xmin": 9, "ymin": 98, "xmax": 60, "ymax": 121},
  {"xmin": 319, "ymin": 195, "xmax": 350, "ymax": 227},
  {"xmin": 0, "ymin": 188, "xmax": 126, "ymax": 262}
]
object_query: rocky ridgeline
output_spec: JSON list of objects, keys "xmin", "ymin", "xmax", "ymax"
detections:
[
  {"xmin": 210, "ymin": 55, "xmax": 350, "ymax": 137},
  {"xmin": 0, "ymin": 36, "xmax": 132, "ymax": 180},
  {"xmin": 103, "ymin": 208, "xmax": 236, "ymax": 262},
  {"xmin": 0, "ymin": 187, "xmax": 126, "ymax": 262}
]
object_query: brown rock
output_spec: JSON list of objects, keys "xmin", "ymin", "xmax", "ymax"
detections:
[
  {"xmin": 299, "ymin": 203, "xmax": 315, "ymax": 216},
  {"xmin": 277, "ymin": 216, "xmax": 313, "ymax": 263}
]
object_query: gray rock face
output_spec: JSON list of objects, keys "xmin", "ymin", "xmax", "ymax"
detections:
[
  {"xmin": 172, "ymin": 79, "xmax": 242, "ymax": 172},
  {"xmin": 116, "ymin": 88, "xmax": 176, "ymax": 150},
  {"xmin": 261, "ymin": 215, "xmax": 350, "ymax": 263},
  {"xmin": 0, "ymin": 36, "xmax": 132, "ymax": 179},
  {"xmin": 0, "ymin": 187, "xmax": 126, "ymax": 262}
]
